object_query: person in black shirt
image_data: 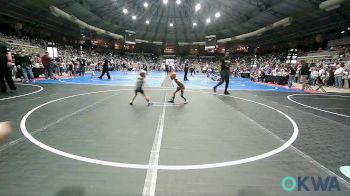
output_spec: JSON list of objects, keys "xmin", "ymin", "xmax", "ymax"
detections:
[
  {"xmin": 20, "ymin": 51, "xmax": 34, "ymax": 83},
  {"xmin": 184, "ymin": 61, "xmax": 189, "ymax": 81},
  {"xmin": 99, "ymin": 59, "xmax": 111, "ymax": 80},
  {"xmin": 165, "ymin": 64, "xmax": 169, "ymax": 75},
  {"xmin": 0, "ymin": 41, "xmax": 16, "ymax": 93},
  {"xmin": 190, "ymin": 65, "xmax": 194, "ymax": 76},
  {"xmin": 328, "ymin": 68, "xmax": 335, "ymax": 86},
  {"xmin": 143, "ymin": 63, "xmax": 148, "ymax": 72},
  {"xmin": 213, "ymin": 51, "xmax": 231, "ymax": 95},
  {"xmin": 67, "ymin": 60, "xmax": 74, "ymax": 76},
  {"xmin": 288, "ymin": 65, "xmax": 296, "ymax": 88},
  {"xmin": 79, "ymin": 59, "xmax": 86, "ymax": 76},
  {"xmin": 300, "ymin": 61, "xmax": 310, "ymax": 91}
]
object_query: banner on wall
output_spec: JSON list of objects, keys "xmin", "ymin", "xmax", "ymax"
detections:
[
  {"xmin": 205, "ymin": 35, "xmax": 217, "ymax": 50},
  {"xmin": 125, "ymin": 30, "xmax": 136, "ymax": 45}
]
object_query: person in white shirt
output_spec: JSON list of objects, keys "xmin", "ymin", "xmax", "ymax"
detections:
[
  {"xmin": 319, "ymin": 67, "xmax": 326, "ymax": 83},
  {"xmin": 334, "ymin": 64, "xmax": 344, "ymax": 88},
  {"xmin": 342, "ymin": 69, "xmax": 348, "ymax": 88},
  {"xmin": 347, "ymin": 69, "xmax": 350, "ymax": 89},
  {"xmin": 319, "ymin": 68, "xmax": 325, "ymax": 77},
  {"xmin": 311, "ymin": 69, "xmax": 319, "ymax": 85},
  {"xmin": 272, "ymin": 68, "xmax": 277, "ymax": 76}
]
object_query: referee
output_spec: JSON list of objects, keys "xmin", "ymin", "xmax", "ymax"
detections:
[
  {"xmin": 213, "ymin": 51, "xmax": 231, "ymax": 95},
  {"xmin": 99, "ymin": 59, "xmax": 111, "ymax": 80},
  {"xmin": 184, "ymin": 61, "xmax": 189, "ymax": 81}
]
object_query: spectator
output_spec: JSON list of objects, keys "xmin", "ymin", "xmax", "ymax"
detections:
[
  {"xmin": 348, "ymin": 69, "xmax": 350, "ymax": 89},
  {"xmin": 300, "ymin": 61, "xmax": 310, "ymax": 91},
  {"xmin": 288, "ymin": 65, "xmax": 296, "ymax": 88},
  {"xmin": 310, "ymin": 68, "xmax": 319, "ymax": 86},
  {"xmin": 21, "ymin": 51, "xmax": 34, "ymax": 83},
  {"xmin": 342, "ymin": 68, "xmax": 348, "ymax": 88},
  {"xmin": 334, "ymin": 64, "xmax": 344, "ymax": 88},
  {"xmin": 319, "ymin": 67, "xmax": 326, "ymax": 84},
  {"xmin": 41, "ymin": 52, "xmax": 53, "ymax": 79},
  {"xmin": 327, "ymin": 68, "xmax": 335, "ymax": 87}
]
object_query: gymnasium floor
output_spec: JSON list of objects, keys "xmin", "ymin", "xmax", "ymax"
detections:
[{"xmin": 0, "ymin": 71, "xmax": 350, "ymax": 196}]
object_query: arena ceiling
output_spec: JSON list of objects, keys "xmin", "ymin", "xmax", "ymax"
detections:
[{"xmin": 0, "ymin": 0, "xmax": 350, "ymax": 46}]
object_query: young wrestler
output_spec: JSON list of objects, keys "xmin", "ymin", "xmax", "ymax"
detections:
[
  {"xmin": 168, "ymin": 72, "xmax": 188, "ymax": 104},
  {"xmin": 129, "ymin": 71, "xmax": 150, "ymax": 105}
]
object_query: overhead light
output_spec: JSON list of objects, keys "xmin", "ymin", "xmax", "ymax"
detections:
[
  {"xmin": 193, "ymin": 22, "xmax": 197, "ymax": 27},
  {"xmin": 144, "ymin": 2, "xmax": 148, "ymax": 8},
  {"xmin": 347, "ymin": 27, "xmax": 350, "ymax": 30},
  {"xmin": 169, "ymin": 23, "xmax": 174, "ymax": 27},
  {"xmin": 257, "ymin": 46, "xmax": 260, "ymax": 48},
  {"xmin": 176, "ymin": 0, "xmax": 181, "ymax": 4},
  {"xmin": 215, "ymin": 12, "xmax": 221, "ymax": 18},
  {"xmin": 341, "ymin": 30, "xmax": 345, "ymax": 34},
  {"xmin": 206, "ymin": 18, "xmax": 211, "ymax": 24},
  {"xmin": 146, "ymin": 20, "xmax": 150, "ymax": 24},
  {"xmin": 123, "ymin": 8, "xmax": 128, "ymax": 14},
  {"xmin": 132, "ymin": 15, "xmax": 137, "ymax": 20},
  {"xmin": 195, "ymin": 3, "xmax": 201, "ymax": 11},
  {"xmin": 319, "ymin": 0, "xmax": 345, "ymax": 12},
  {"xmin": 324, "ymin": 4, "xmax": 341, "ymax": 11},
  {"xmin": 163, "ymin": 0, "xmax": 168, "ymax": 4}
]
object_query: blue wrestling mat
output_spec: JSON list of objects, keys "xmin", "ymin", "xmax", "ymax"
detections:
[
  {"xmin": 35, "ymin": 71, "xmax": 303, "ymax": 92},
  {"xmin": 36, "ymin": 71, "xmax": 166, "ymax": 88},
  {"xmin": 175, "ymin": 72, "xmax": 303, "ymax": 92}
]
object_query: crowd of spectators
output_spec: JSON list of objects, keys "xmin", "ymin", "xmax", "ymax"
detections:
[
  {"xmin": 0, "ymin": 31, "xmax": 165, "ymax": 82},
  {"xmin": 177, "ymin": 49, "xmax": 350, "ymax": 89},
  {"xmin": 1, "ymin": 30, "xmax": 350, "ymax": 89},
  {"xmin": 246, "ymin": 55, "xmax": 350, "ymax": 89}
]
